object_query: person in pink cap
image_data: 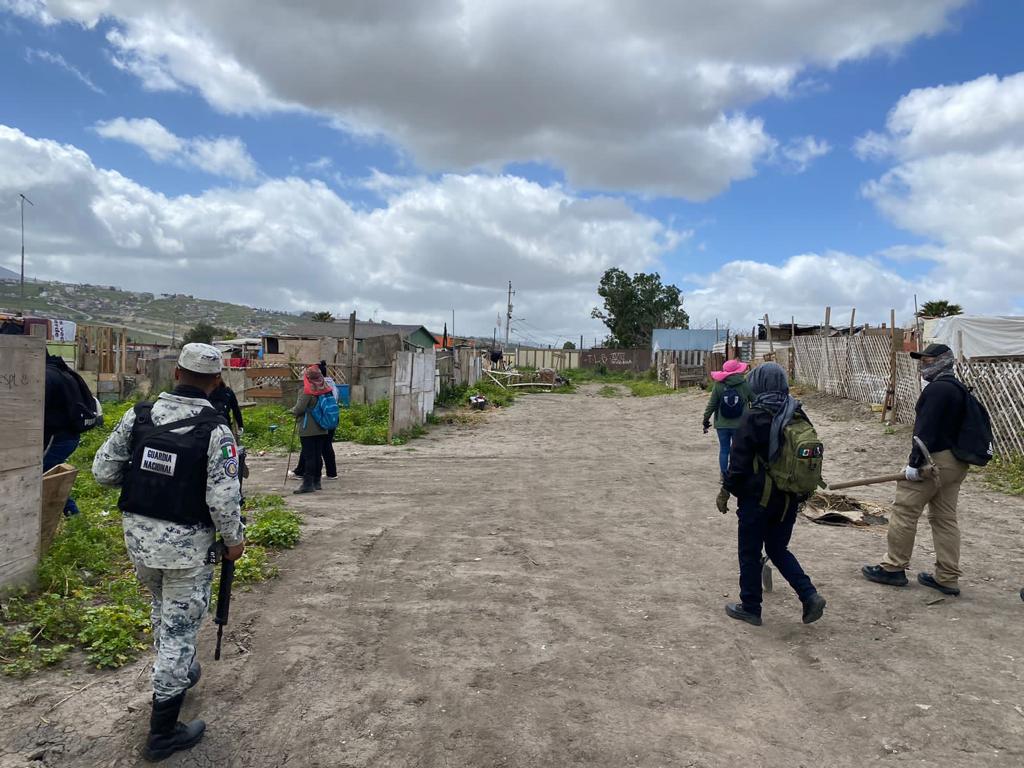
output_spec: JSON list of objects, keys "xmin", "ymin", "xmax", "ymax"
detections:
[{"xmin": 703, "ymin": 359, "xmax": 754, "ymax": 511}]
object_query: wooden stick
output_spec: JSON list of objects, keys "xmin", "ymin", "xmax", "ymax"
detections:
[
  {"xmin": 764, "ymin": 314, "xmax": 774, "ymax": 355},
  {"xmin": 45, "ymin": 678, "xmax": 104, "ymax": 714}
]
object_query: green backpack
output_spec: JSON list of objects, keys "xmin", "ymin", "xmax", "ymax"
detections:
[{"xmin": 755, "ymin": 411, "xmax": 825, "ymax": 506}]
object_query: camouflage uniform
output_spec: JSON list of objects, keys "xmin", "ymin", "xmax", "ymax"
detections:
[{"xmin": 93, "ymin": 391, "xmax": 244, "ymax": 701}]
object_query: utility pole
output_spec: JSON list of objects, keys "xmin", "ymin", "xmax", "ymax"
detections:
[
  {"xmin": 505, "ymin": 281, "xmax": 515, "ymax": 349},
  {"xmin": 452, "ymin": 309, "xmax": 455, "ymax": 347},
  {"xmin": 19, "ymin": 193, "xmax": 34, "ymax": 313}
]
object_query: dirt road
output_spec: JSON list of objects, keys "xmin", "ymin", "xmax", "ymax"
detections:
[{"xmin": 3, "ymin": 387, "xmax": 1023, "ymax": 767}]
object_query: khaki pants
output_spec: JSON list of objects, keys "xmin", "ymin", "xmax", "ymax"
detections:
[{"xmin": 882, "ymin": 450, "xmax": 969, "ymax": 586}]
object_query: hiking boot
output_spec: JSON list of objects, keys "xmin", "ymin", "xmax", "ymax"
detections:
[
  {"xmin": 186, "ymin": 659, "xmax": 201, "ymax": 689},
  {"xmin": 725, "ymin": 603, "xmax": 763, "ymax": 626},
  {"xmin": 144, "ymin": 693, "xmax": 205, "ymax": 762},
  {"xmin": 292, "ymin": 480, "xmax": 316, "ymax": 495},
  {"xmin": 716, "ymin": 486, "xmax": 730, "ymax": 514},
  {"xmin": 861, "ymin": 564, "xmax": 909, "ymax": 587},
  {"xmin": 802, "ymin": 593, "xmax": 827, "ymax": 624},
  {"xmin": 918, "ymin": 572, "xmax": 960, "ymax": 596},
  {"xmin": 314, "ymin": 480, "xmax": 322, "ymax": 491},
  {"xmin": 761, "ymin": 555, "xmax": 773, "ymax": 593}
]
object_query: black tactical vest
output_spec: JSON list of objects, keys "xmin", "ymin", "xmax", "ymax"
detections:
[{"xmin": 118, "ymin": 402, "xmax": 228, "ymax": 526}]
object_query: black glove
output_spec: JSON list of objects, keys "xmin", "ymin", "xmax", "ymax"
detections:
[{"xmin": 702, "ymin": 421, "xmax": 711, "ymax": 434}]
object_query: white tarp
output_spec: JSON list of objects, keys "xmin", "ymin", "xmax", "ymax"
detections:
[
  {"xmin": 50, "ymin": 319, "xmax": 76, "ymax": 342},
  {"xmin": 929, "ymin": 315, "xmax": 1024, "ymax": 359}
]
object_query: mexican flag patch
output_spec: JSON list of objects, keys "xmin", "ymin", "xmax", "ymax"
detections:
[{"xmin": 220, "ymin": 443, "xmax": 237, "ymax": 460}]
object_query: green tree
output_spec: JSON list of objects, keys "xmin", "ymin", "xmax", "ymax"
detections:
[
  {"xmin": 591, "ymin": 268, "xmax": 689, "ymax": 348},
  {"xmin": 562, "ymin": 341, "xmax": 576, "ymax": 349},
  {"xmin": 182, "ymin": 321, "xmax": 224, "ymax": 345},
  {"xmin": 917, "ymin": 300, "xmax": 964, "ymax": 318},
  {"xmin": 310, "ymin": 311, "xmax": 335, "ymax": 322}
]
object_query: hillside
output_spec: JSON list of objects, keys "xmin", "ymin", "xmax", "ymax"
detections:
[{"xmin": 0, "ymin": 277, "xmax": 299, "ymax": 342}]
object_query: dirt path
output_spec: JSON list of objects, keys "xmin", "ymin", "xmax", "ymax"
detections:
[{"xmin": 3, "ymin": 388, "xmax": 1024, "ymax": 767}]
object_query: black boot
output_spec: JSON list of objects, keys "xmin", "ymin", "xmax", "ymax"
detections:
[
  {"xmin": 314, "ymin": 480, "xmax": 322, "ymax": 491},
  {"xmin": 802, "ymin": 593, "xmax": 827, "ymax": 624},
  {"xmin": 293, "ymin": 479, "xmax": 316, "ymax": 495},
  {"xmin": 144, "ymin": 693, "xmax": 205, "ymax": 762}
]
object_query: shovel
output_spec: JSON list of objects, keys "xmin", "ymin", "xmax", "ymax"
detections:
[{"xmin": 827, "ymin": 437, "xmax": 938, "ymax": 491}]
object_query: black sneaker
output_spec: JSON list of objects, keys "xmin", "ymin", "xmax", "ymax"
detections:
[
  {"xmin": 725, "ymin": 603, "xmax": 763, "ymax": 626},
  {"xmin": 861, "ymin": 564, "xmax": 909, "ymax": 587},
  {"xmin": 917, "ymin": 572, "xmax": 960, "ymax": 596},
  {"xmin": 802, "ymin": 593, "xmax": 826, "ymax": 624}
]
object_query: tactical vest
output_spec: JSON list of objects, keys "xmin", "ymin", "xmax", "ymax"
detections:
[{"xmin": 118, "ymin": 402, "xmax": 228, "ymax": 526}]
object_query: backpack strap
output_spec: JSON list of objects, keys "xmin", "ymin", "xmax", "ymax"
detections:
[{"xmin": 133, "ymin": 404, "xmax": 226, "ymax": 439}]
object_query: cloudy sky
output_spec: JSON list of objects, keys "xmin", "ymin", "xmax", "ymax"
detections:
[{"xmin": 1, "ymin": 0, "xmax": 1022, "ymax": 345}]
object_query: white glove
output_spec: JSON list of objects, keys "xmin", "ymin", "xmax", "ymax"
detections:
[{"xmin": 904, "ymin": 466, "xmax": 922, "ymax": 482}]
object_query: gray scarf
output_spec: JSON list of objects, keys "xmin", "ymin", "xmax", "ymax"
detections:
[
  {"xmin": 921, "ymin": 352, "xmax": 956, "ymax": 382},
  {"xmin": 748, "ymin": 363, "xmax": 800, "ymax": 462}
]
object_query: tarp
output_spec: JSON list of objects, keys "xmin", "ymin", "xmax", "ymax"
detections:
[{"xmin": 928, "ymin": 315, "xmax": 1024, "ymax": 359}]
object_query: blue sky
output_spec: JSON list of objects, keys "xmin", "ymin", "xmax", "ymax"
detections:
[{"xmin": 1, "ymin": 0, "xmax": 1023, "ymax": 339}]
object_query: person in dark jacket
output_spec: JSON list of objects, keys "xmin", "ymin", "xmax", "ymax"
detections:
[
  {"xmin": 208, "ymin": 381, "xmax": 244, "ymax": 437},
  {"xmin": 862, "ymin": 344, "xmax": 970, "ymax": 596},
  {"xmin": 723, "ymin": 363, "xmax": 826, "ymax": 626},
  {"xmin": 43, "ymin": 354, "xmax": 88, "ymax": 515}
]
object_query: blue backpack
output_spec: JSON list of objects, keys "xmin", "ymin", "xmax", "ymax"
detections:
[
  {"xmin": 719, "ymin": 386, "xmax": 745, "ymax": 420},
  {"xmin": 306, "ymin": 393, "xmax": 340, "ymax": 430}
]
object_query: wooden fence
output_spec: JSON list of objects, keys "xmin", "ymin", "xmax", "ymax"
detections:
[
  {"xmin": 794, "ymin": 336, "xmax": 1024, "ymax": 456},
  {"xmin": 957, "ymin": 360, "xmax": 1024, "ymax": 456}
]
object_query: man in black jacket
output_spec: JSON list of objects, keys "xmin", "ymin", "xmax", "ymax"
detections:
[
  {"xmin": 862, "ymin": 344, "xmax": 969, "ymax": 596},
  {"xmin": 208, "ymin": 381, "xmax": 244, "ymax": 437},
  {"xmin": 723, "ymin": 363, "xmax": 826, "ymax": 626}
]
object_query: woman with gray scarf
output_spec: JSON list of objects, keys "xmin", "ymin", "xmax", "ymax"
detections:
[{"xmin": 723, "ymin": 363, "xmax": 827, "ymax": 626}]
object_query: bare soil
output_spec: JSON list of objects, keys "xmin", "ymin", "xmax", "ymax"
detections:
[{"xmin": 3, "ymin": 386, "xmax": 1024, "ymax": 767}]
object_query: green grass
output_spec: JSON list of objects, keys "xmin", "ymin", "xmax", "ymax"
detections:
[
  {"xmin": 984, "ymin": 455, "xmax": 1024, "ymax": 496},
  {"xmin": 560, "ymin": 367, "xmax": 679, "ymax": 397},
  {"xmin": 598, "ymin": 385, "xmax": 623, "ymax": 398},
  {"xmin": 0, "ymin": 405, "xmax": 302, "ymax": 678}
]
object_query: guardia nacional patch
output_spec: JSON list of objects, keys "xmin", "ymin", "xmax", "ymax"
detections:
[{"xmin": 224, "ymin": 457, "xmax": 239, "ymax": 478}]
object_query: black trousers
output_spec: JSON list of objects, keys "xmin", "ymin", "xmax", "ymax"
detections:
[
  {"xmin": 737, "ymin": 494, "xmax": 816, "ymax": 616},
  {"xmin": 295, "ymin": 431, "xmax": 336, "ymax": 477},
  {"xmin": 298, "ymin": 435, "xmax": 327, "ymax": 483}
]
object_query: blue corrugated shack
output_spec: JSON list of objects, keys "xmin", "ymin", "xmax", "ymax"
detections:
[{"xmin": 651, "ymin": 329, "xmax": 724, "ymax": 354}]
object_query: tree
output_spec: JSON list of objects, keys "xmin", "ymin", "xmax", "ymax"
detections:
[
  {"xmin": 310, "ymin": 311, "xmax": 335, "ymax": 322},
  {"xmin": 182, "ymin": 321, "xmax": 224, "ymax": 345},
  {"xmin": 917, "ymin": 300, "xmax": 964, "ymax": 318},
  {"xmin": 591, "ymin": 268, "xmax": 689, "ymax": 348},
  {"xmin": 562, "ymin": 341, "xmax": 576, "ymax": 349}
]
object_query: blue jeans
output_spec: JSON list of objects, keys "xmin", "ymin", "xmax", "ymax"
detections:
[
  {"xmin": 737, "ymin": 494, "xmax": 816, "ymax": 615},
  {"xmin": 716, "ymin": 428, "xmax": 736, "ymax": 476},
  {"xmin": 44, "ymin": 436, "xmax": 81, "ymax": 516}
]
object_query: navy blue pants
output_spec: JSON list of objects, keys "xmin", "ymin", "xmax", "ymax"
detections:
[
  {"xmin": 716, "ymin": 428, "xmax": 736, "ymax": 476},
  {"xmin": 44, "ymin": 436, "xmax": 80, "ymax": 516},
  {"xmin": 737, "ymin": 494, "xmax": 816, "ymax": 615}
]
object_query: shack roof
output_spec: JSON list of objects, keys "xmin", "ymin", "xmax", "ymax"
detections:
[{"xmin": 279, "ymin": 320, "xmax": 438, "ymax": 345}]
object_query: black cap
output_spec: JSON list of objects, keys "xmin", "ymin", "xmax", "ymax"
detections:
[{"xmin": 910, "ymin": 343, "xmax": 952, "ymax": 360}]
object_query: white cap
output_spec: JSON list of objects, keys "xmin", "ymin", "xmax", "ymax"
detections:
[{"xmin": 177, "ymin": 343, "xmax": 223, "ymax": 374}]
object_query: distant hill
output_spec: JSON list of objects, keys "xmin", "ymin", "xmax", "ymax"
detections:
[
  {"xmin": 0, "ymin": 266, "xmax": 21, "ymax": 282},
  {"xmin": 0, "ymin": 278, "xmax": 299, "ymax": 343}
]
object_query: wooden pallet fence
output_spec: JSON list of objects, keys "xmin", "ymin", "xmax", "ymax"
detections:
[{"xmin": 655, "ymin": 350, "xmax": 709, "ymax": 388}]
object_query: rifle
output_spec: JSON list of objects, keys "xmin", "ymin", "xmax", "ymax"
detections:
[
  {"xmin": 214, "ymin": 545, "xmax": 235, "ymax": 661},
  {"xmin": 208, "ymin": 519, "xmax": 244, "ymax": 661}
]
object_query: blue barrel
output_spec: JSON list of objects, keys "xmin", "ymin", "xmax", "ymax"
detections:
[{"xmin": 337, "ymin": 384, "xmax": 351, "ymax": 407}]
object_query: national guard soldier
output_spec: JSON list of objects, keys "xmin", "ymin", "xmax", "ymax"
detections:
[{"xmin": 93, "ymin": 343, "xmax": 245, "ymax": 761}]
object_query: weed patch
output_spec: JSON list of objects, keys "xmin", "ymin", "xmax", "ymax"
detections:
[
  {"xmin": 598, "ymin": 385, "xmax": 623, "ymax": 398},
  {"xmin": 984, "ymin": 455, "xmax": 1024, "ymax": 496}
]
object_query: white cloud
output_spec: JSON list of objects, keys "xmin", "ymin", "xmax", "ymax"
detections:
[
  {"xmin": 779, "ymin": 135, "xmax": 831, "ymax": 172},
  {"xmin": 858, "ymin": 72, "xmax": 1024, "ymax": 315},
  {"xmin": 24, "ymin": 47, "xmax": 105, "ymax": 93},
  {"xmin": 0, "ymin": 125, "xmax": 679, "ymax": 336},
  {"xmin": 11, "ymin": 0, "xmax": 967, "ymax": 198},
  {"xmin": 685, "ymin": 252, "xmax": 917, "ymax": 329},
  {"xmin": 94, "ymin": 117, "xmax": 258, "ymax": 180}
]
